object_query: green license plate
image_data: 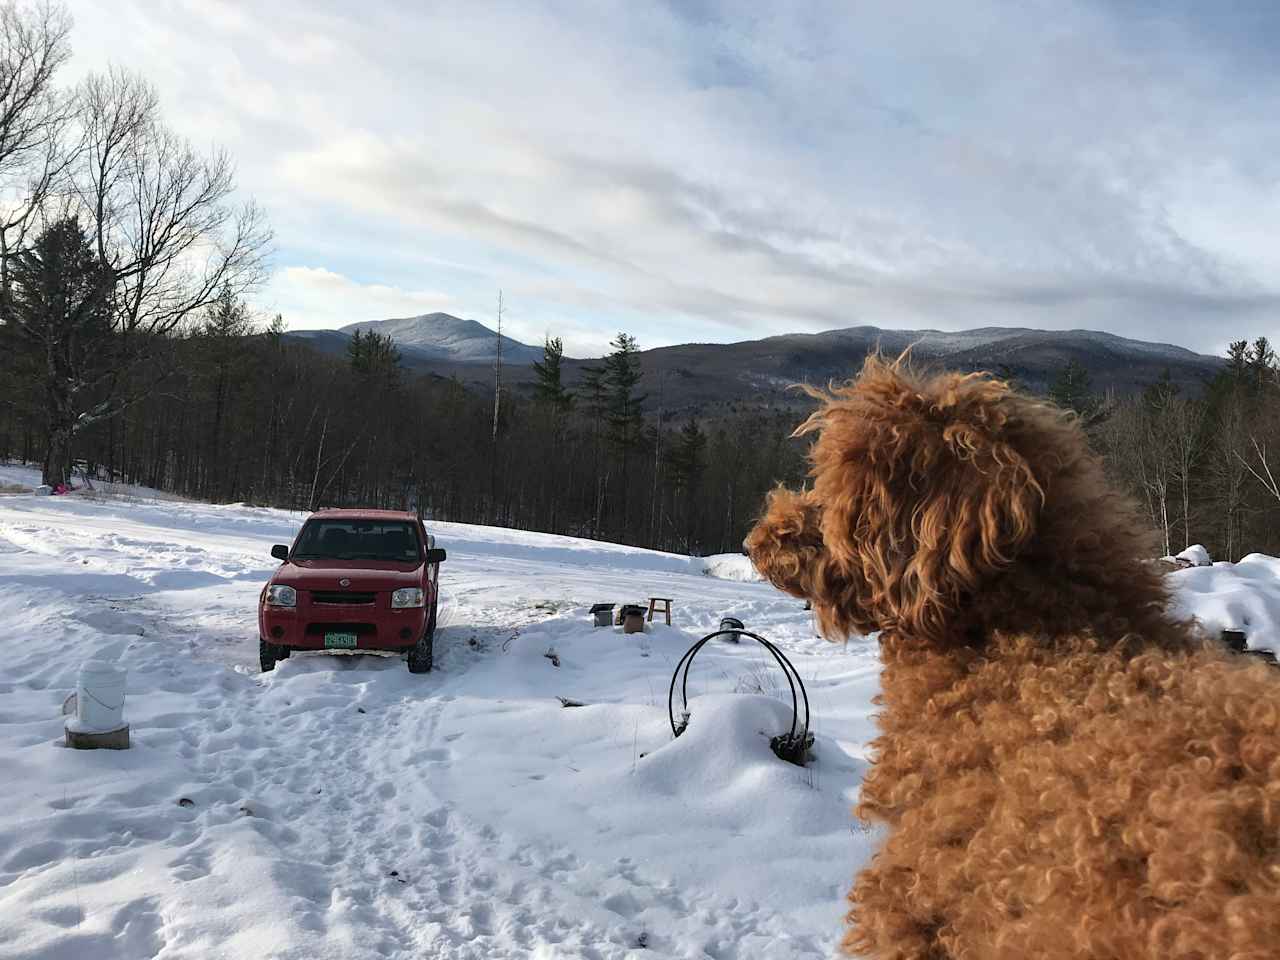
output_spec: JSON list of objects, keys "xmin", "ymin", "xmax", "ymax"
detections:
[{"xmin": 324, "ymin": 631, "xmax": 358, "ymax": 649}]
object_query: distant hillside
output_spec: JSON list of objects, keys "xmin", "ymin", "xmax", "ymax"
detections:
[
  {"xmin": 597, "ymin": 326, "xmax": 1224, "ymax": 414},
  {"xmin": 342, "ymin": 313, "xmax": 542, "ymax": 365},
  {"xmin": 285, "ymin": 312, "xmax": 540, "ymax": 366},
  {"xmin": 285, "ymin": 320, "xmax": 1223, "ymax": 414}
]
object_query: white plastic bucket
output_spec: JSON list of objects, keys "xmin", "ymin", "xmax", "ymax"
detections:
[{"xmin": 76, "ymin": 661, "xmax": 126, "ymax": 732}]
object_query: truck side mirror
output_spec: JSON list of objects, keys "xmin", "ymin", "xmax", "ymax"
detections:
[
  {"xmin": 271, "ymin": 544, "xmax": 289, "ymax": 562},
  {"xmin": 425, "ymin": 548, "xmax": 446, "ymax": 564}
]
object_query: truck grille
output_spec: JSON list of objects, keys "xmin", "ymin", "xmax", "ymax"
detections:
[{"xmin": 310, "ymin": 590, "xmax": 376, "ymax": 606}]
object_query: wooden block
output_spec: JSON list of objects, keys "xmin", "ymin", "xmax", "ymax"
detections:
[
  {"xmin": 65, "ymin": 723, "xmax": 130, "ymax": 750},
  {"xmin": 623, "ymin": 613, "xmax": 645, "ymax": 634}
]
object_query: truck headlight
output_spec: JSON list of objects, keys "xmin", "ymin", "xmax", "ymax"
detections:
[
  {"xmin": 391, "ymin": 587, "xmax": 424, "ymax": 609},
  {"xmin": 266, "ymin": 584, "xmax": 297, "ymax": 607}
]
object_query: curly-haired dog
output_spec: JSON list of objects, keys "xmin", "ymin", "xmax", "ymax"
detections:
[{"xmin": 746, "ymin": 356, "xmax": 1280, "ymax": 960}]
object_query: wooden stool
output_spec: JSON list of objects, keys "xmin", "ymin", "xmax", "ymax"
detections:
[{"xmin": 647, "ymin": 597, "xmax": 673, "ymax": 625}]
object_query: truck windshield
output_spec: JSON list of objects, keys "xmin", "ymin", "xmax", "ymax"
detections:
[{"xmin": 291, "ymin": 520, "xmax": 422, "ymax": 563}]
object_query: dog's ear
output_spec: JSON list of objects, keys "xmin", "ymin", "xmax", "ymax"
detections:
[
  {"xmin": 745, "ymin": 486, "xmax": 825, "ymax": 598},
  {"xmin": 803, "ymin": 357, "xmax": 1045, "ymax": 646}
]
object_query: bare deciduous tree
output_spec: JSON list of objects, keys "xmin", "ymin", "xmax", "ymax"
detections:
[
  {"xmin": 14, "ymin": 68, "xmax": 271, "ymax": 484},
  {"xmin": 0, "ymin": 0, "xmax": 73, "ymax": 301}
]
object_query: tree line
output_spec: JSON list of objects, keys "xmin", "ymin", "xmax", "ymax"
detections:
[
  {"xmin": 6, "ymin": 220, "xmax": 1280, "ymax": 558},
  {"xmin": 1, "ymin": 295, "xmax": 809, "ymax": 554},
  {"xmin": 1051, "ymin": 341, "xmax": 1280, "ymax": 562}
]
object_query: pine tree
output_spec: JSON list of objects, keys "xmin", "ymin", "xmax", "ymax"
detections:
[
  {"xmin": 532, "ymin": 336, "xmax": 573, "ymax": 414},
  {"xmin": 603, "ymin": 332, "xmax": 645, "ymax": 453},
  {"xmin": 266, "ymin": 313, "xmax": 286, "ymax": 347},
  {"xmin": 670, "ymin": 418, "xmax": 707, "ymax": 489},
  {"xmin": 602, "ymin": 332, "xmax": 646, "ymax": 538},
  {"xmin": 1048, "ymin": 359, "xmax": 1099, "ymax": 418},
  {"xmin": 1143, "ymin": 368, "xmax": 1178, "ymax": 408},
  {"xmin": 669, "ymin": 418, "xmax": 707, "ymax": 550},
  {"xmin": 531, "ymin": 336, "xmax": 573, "ymax": 529},
  {"xmin": 198, "ymin": 283, "xmax": 254, "ymax": 498},
  {"xmin": 994, "ymin": 363, "xmax": 1022, "ymax": 392},
  {"xmin": 348, "ymin": 330, "xmax": 402, "ymax": 384},
  {"xmin": 1248, "ymin": 337, "xmax": 1276, "ymax": 392},
  {"xmin": 7, "ymin": 216, "xmax": 113, "ymax": 486},
  {"xmin": 578, "ymin": 361, "xmax": 609, "ymax": 535},
  {"xmin": 1225, "ymin": 340, "xmax": 1249, "ymax": 382}
]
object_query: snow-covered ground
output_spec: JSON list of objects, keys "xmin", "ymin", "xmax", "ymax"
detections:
[
  {"xmin": 694, "ymin": 554, "xmax": 763, "ymax": 583},
  {"xmin": 2, "ymin": 477, "xmax": 1276, "ymax": 960},
  {"xmin": 1169, "ymin": 553, "xmax": 1280, "ymax": 655},
  {"xmin": 0, "ymin": 485, "xmax": 877, "ymax": 959},
  {"xmin": 0, "ymin": 462, "xmax": 185, "ymax": 501},
  {"xmin": 0, "ymin": 462, "xmax": 40, "ymax": 490}
]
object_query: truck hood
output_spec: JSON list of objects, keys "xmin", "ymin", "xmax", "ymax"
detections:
[{"xmin": 274, "ymin": 559, "xmax": 423, "ymax": 591}]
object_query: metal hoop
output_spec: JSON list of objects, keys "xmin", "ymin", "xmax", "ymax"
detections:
[{"xmin": 667, "ymin": 629, "xmax": 810, "ymax": 748}]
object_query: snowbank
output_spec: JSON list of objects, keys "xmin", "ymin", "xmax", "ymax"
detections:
[
  {"xmin": 0, "ymin": 461, "xmax": 178, "ymax": 501},
  {"xmin": 0, "ymin": 461, "xmax": 39, "ymax": 491},
  {"xmin": 696, "ymin": 552, "xmax": 764, "ymax": 582},
  {"xmin": 1168, "ymin": 553, "xmax": 1280, "ymax": 654},
  {"xmin": 1175, "ymin": 544, "xmax": 1212, "ymax": 566},
  {"xmin": 1162, "ymin": 543, "xmax": 1213, "ymax": 568}
]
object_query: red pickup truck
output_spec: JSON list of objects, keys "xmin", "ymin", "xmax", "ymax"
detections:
[{"xmin": 258, "ymin": 509, "xmax": 446, "ymax": 673}]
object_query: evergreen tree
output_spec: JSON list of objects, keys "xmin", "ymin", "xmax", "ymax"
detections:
[
  {"xmin": 994, "ymin": 363, "xmax": 1022, "ymax": 392},
  {"xmin": 197, "ymin": 283, "xmax": 254, "ymax": 498},
  {"xmin": 603, "ymin": 332, "xmax": 645, "ymax": 453},
  {"xmin": 578, "ymin": 361, "xmax": 609, "ymax": 534},
  {"xmin": 602, "ymin": 332, "xmax": 646, "ymax": 537},
  {"xmin": 266, "ymin": 313, "xmax": 286, "ymax": 347},
  {"xmin": 1048, "ymin": 359, "xmax": 1099, "ymax": 418},
  {"xmin": 1225, "ymin": 340, "xmax": 1249, "ymax": 382},
  {"xmin": 348, "ymin": 330, "xmax": 402, "ymax": 384},
  {"xmin": 1143, "ymin": 368, "xmax": 1178, "ymax": 408},
  {"xmin": 670, "ymin": 418, "xmax": 707, "ymax": 490},
  {"xmin": 669, "ymin": 418, "xmax": 708, "ymax": 550},
  {"xmin": 1248, "ymin": 336, "xmax": 1276, "ymax": 392},
  {"xmin": 532, "ymin": 336, "xmax": 573, "ymax": 413},
  {"xmin": 6, "ymin": 216, "xmax": 113, "ymax": 486}
]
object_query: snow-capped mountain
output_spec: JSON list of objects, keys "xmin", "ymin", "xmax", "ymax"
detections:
[
  {"xmin": 286, "ymin": 317, "xmax": 1223, "ymax": 411},
  {"xmin": 341, "ymin": 313, "xmax": 541, "ymax": 364}
]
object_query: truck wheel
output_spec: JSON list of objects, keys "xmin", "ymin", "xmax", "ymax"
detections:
[
  {"xmin": 259, "ymin": 638, "xmax": 279, "ymax": 672},
  {"xmin": 407, "ymin": 603, "xmax": 436, "ymax": 674},
  {"xmin": 407, "ymin": 631, "xmax": 434, "ymax": 673}
]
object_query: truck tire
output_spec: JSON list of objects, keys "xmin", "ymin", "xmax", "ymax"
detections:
[
  {"xmin": 259, "ymin": 638, "xmax": 279, "ymax": 672},
  {"xmin": 407, "ymin": 599, "xmax": 437, "ymax": 674}
]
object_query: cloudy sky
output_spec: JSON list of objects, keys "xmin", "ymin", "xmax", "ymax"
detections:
[{"xmin": 67, "ymin": 0, "xmax": 1280, "ymax": 357}]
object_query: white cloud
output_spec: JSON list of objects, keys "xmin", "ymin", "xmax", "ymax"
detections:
[
  {"xmin": 63, "ymin": 0, "xmax": 1280, "ymax": 354},
  {"xmin": 266, "ymin": 266, "xmax": 454, "ymax": 330}
]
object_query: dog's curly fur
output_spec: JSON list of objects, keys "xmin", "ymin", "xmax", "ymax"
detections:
[{"xmin": 745, "ymin": 356, "xmax": 1280, "ymax": 960}]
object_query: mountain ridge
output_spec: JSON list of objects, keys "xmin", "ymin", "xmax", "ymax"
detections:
[
  {"xmin": 339, "ymin": 312, "xmax": 542, "ymax": 365},
  {"xmin": 283, "ymin": 314, "xmax": 1224, "ymax": 412}
]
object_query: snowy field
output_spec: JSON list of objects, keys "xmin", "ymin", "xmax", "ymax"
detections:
[
  {"xmin": 1, "ymin": 465, "xmax": 1275, "ymax": 959},
  {"xmin": 0, "ymin": 470, "xmax": 879, "ymax": 959}
]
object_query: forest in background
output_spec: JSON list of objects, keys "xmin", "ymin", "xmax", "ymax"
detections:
[
  {"xmin": 5, "ymin": 275, "xmax": 1280, "ymax": 562},
  {"xmin": 1, "ymin": 288, "xmax": 808, "ymax": 556}
]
